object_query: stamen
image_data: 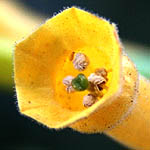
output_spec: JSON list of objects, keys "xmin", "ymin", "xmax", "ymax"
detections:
[
  {"xmin": 88, "ymin": 73, "xmax": 106, "ymax": 85},
  {"xmin": 88, "ymin": 73, "xmax": 107, "ymax": 92},
  {"xmin": 63, "ymin": 76, "xmax": 75, "ymax": 93},
  {"xmin": 73, "ymin": 53, "xmax": 89, "ymax": 71},
  {"xmin": 95, "ymin": 68, "xmax": 107, "ymax": 78},
  {"xmin": 83, "ymin": 93, "xmax": 98, "ymax": 107}
]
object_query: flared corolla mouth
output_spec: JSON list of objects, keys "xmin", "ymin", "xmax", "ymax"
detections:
[{"xmin": 14, "ymin": 7, "xmax": 122, "ymax": 129}]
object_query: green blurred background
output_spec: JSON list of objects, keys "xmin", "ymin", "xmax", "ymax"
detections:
[{"xmin": 0, "ymin": 0, "xmax": 149, "ymax": 150}]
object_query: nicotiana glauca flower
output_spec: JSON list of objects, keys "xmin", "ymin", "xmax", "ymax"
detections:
[{"xmin": 14, "ymin": 7, "xmax": 150, "ymax": 150}]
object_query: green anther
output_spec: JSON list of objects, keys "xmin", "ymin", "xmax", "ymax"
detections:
[{"xmin": 71, "ymin": 74, "xmax": 89, "ymax": 91}]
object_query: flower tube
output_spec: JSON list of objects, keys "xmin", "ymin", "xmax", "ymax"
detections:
[{"xmin": 14, "ymin": 7, "xmax": 150, "ymax": 150}]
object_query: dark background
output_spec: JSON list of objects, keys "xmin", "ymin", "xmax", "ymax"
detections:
[
  {"xmin": 1, "ymin": 90, "xmax": 127, "ymax": 150},
  {"xmin": 20, "ymin": 0, "xmax": 150, "ymax": 47},
  {"xmin": 1, "ymin": 0, "xmax": 150, "ymax": 149}
]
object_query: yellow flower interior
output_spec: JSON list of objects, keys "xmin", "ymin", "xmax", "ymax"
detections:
[{"xmin": 54, "ymin": 47, "xmax": 112, "ymax": 111}]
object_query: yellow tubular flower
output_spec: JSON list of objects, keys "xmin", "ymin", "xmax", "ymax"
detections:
[{"xmin": 14, "ymin": 7, "xmax": 150, "ymax": 149}]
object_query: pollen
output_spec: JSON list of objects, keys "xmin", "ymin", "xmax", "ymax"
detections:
[
  {"xmin": 73, "ymin": 53, "xmax": 89, "ymax": 71},
  {"xmin": 95, "ymin": 68, "xmax": 108, "ymax": 79},
  {"xmin": 88, "ymin": 72, "xmax": 107, "ymax": 92},
  {"xmin": 83, "ymin": 93, "xmax": 98, "ymax": 107},
  {"xmin": 63, "ymin": 76, "xmax": 75, "ymax": 93}
]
